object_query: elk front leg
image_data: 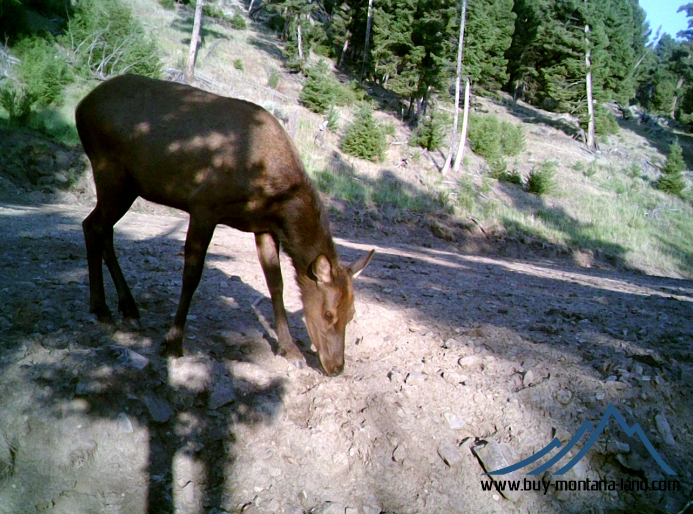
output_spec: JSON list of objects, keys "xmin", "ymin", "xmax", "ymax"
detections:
[
  {"xmin": 255, "ymin": 232, "xmax": 305, "ymax": 369},
  {"xmin": 83, "ymin": 208, "xmax": 112, "ymax": 322},
  {"xmin": 163, "ymin": 218, "xmax": 215, "ymax": 357}
]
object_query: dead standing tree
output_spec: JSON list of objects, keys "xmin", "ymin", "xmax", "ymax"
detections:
[
  {"xmin": 185, "ymin": 0, "xmax": 204, "ymax": 83},
  {"xmin": 442, "ymin": 0, "xmax": 467, "ymax": 175}
]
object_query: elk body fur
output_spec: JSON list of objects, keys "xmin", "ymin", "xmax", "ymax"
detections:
[{"xmin": 75, "ymin": 74, "xmax": 373, "ymax": 376}]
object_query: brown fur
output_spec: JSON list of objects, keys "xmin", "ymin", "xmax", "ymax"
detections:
[{"xmin": 76, "ymin": 74, "xmax": 374, "ymax": 376}]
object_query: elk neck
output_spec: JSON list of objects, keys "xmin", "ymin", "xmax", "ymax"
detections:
[{"xmin": 278, "ymin": 182, "xmax": 340, "ymax": 282}]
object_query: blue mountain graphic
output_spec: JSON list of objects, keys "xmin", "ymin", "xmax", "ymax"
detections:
[{"xmin": 483, "ymin": 403, "xmax": 676, "ymax": 476}]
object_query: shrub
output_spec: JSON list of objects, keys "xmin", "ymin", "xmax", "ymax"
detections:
[
  {"xmin": 497, "ymin": 170, "xmax": 523, "ymax": 185},
  {"xmin": 658, "ymin": 142, "xmax": 686, "ymax": 197},
  {"xmin": 410, "ymin": 109, "xmax": 448, "ymax": 151},
  {"xmin": 299, "ymin": 60, "xmax": 355, "ymax": 114},
  {"xmin": 63, "ymin": 0, "xmax": 161, "ymax": 79},
  {"xmin": 0, "ymin": 85, "xmax": 37, "ymax": 125},
  {"xmin": 467, "ymin": 114, "xmax": 502, "ymax": 161},
  {"xmin": 326, "ymin": 107, "xmax": 339, "ymax": 132},
  {"xmin": 233, "ymin": 58, "xmax": 244, "ymax": 71},
  {"xmin": 268, "ymin": 69, "xmax": 280, "ymax": 89},
  {"xmin": 526, "ymin": 160, "xmax": 556, "ymax": 195},
  {"xmin": 230, "ymin": 13, "xmax": 247, "ymax": 29},
  {"xmin": 500, "ymin": 121, "xmax": 526, "ymax": 156},
  {"xmin": 341, "ymin": 104, "xmax": 388, "ymax": 162},
  {"xmin": 594, "ymin": 106, "xmax": 620, "ymax": 136},
  {"xmin": 14, "ymin": 36, "xmax": 73, "ymax": 106}
]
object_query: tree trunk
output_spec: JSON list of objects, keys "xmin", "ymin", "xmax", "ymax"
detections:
[
  {"xmin": 672, "ymin": 77, "xmax": 685, "ymax": 117},
  {"xmin": 339, "ymin": 38, "xmax": 349, "ymax": 67},
  {"xmin": 185, "ymin": 0, "xmax": 204, "ymax": 83},
  {"xmin": 297, "ymin": 20, "xmax": 304, "ymax": 60},
  {"xmin": 442, "ymin": 0, "xmax": 467, "ymax": 175},
  {"xmin": 584, "ymin": 21, "xmax": 596, "ymax": 151},
  {"xmin": 452, "ymin": 77, "xmax": 470, "ymax": 172},
  {"xmin": 361, "ymin": 0, "xmax": 374, "ymax": 82},
  {"xmin": 248, "ymin": 0, "xmax": 256, "ymax": 14}
]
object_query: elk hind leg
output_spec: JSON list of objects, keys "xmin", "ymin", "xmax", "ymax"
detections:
[
  {"xmin": 82, "ymin": 163, "xmax": 137, "ymax": 322},
  {"xmin": 255, "ymin": 232, "xmax": 305, "ymax": 369}
]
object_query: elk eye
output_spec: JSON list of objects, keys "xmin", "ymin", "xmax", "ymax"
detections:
[{"xmin": 324, "ymin": 311, "xmax": 335, "ymax": 323}]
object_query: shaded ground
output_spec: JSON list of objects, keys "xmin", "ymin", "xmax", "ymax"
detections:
[{"xmin": 0, "ymin": 197, "xmax": 692, "ymax": 514}]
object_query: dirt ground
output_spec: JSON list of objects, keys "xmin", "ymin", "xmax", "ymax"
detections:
[{"xmin": 0, "ymin": 183, "xmax": 692, "ymax": 514}]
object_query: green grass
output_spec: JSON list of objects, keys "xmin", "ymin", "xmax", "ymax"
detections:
[{"xmin": 495, "ymin": 162, "xmax": 693, "ymax": 276}]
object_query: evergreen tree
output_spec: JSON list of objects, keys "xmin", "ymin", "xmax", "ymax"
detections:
[
  {"xmin": 506, "ymin": 0, "xmax": 648, "ymax": 121},
  {"xmin": 658, "ymin": 141, "xmax": 687, "ymax": 197}
]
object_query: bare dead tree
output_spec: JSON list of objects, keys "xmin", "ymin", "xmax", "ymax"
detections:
[
  {"xmin": 185, "ymin": 0, "xmax": 204, "ymax": 83},
  {"xmin": 442, "ymin": 0, "xmax": 467, "ymax": 175}
]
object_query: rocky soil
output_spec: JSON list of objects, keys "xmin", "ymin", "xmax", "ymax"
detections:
[{"xmin": 0, "ymin": 184, "xmax": 692, "ymax": 514}]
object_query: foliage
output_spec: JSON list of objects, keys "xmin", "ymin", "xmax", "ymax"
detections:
[
  {"xmin": 506, "ymin": 0, "xmax": 648, "ymax": 114},
  {"xmin": 467, "ymin": 113, "xmax": 502, "ymax": 161},
  {"xmin": 0, "ymin": 84, "xmax": 37, "ymax": 124},
  {"xmin": 14, "ymin": 36, "xmax": 73, "ymax": 106},
  {"xmin": 268, "ymin": 69, "xmax": 281, "ymax": 89},
  {"xmin": 593, "ymin": 105, "xmax": 620, "ymax": 135},
  {"xmin": 230, "ymin": 13, "xmax": 247, "ymax": 29},
  {"xmin": 326, "ymin": 106, "xmax": 339, "ymax": 132},
  {"xmin": 0, "ymin": 0, "xmax": 71, "ymax": 40},
  {"xmin": 299, "ymin": 60, "xmax": 355, "ymax": 114},
  {"xmin": 62, "ymin": 0, "xmax": 161, "ymax": 79},
  {"xmin": 658, "ymin": 142, "xmax": 686, "ymax": 197},
  {"xmin": 409, "ymin": 108, "xmax": 448, "ymax": 151},
  {"xmin": 526, "ymin": 160, "xmax": 556, "ymax": 196},
  {"xmin": 233, "ymin": 58, "xmax": 244, "ymax": 71},
  {"xmin": 500, "ymin": 121, "xmax": 526, "ymax": 156},
  {"xmin": 341, "ymin": 104, "xmax": 388, "ymax": 161}
]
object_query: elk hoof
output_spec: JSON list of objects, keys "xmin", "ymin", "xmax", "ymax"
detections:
[
  {"xmin": 163, "ymin": 327, "xmax": 184, "ymax": 357},
  {"xmin": 281, "ymin": 347, "xmax": 306, "ymax": 369},
  {"xmin": 118, "ymin": 300, "xmax": 140, "ymax": 320},
  {"xmin": 91, "ymin": 305, "xmax": 114, "ymax": 324}
]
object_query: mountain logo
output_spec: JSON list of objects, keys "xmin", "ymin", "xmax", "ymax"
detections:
[{"xmin": 483, "ymin": 403, "xmax": 677, "ymax": 476}]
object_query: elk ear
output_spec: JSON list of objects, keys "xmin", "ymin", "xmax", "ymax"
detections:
[
  {"xmin": 347, "ymin": 249, "xmax": 375, "ymax": 279},
  {"xmin": 311, "ymin": 254, "xmax": 333, "ymax": 284}
]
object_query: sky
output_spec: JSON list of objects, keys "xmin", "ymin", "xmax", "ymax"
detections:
[{"xmin": 639, "ymin": 0, "xmax": 690, "ymax": 41}]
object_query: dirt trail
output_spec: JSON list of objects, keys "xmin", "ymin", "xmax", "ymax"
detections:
[{"xmin": 0, "ymin": 201, "xmax": 692, "ymax": 514}]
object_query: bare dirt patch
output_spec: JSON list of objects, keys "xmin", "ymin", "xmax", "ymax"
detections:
[{"xmin": 1, "ymin": 194, "xmax": 692, "ymax": 514}]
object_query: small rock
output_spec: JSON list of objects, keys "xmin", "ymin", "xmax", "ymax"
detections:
[
  {"xmin": 437, "ymin": 441, "xmax": 462, "ymax": 467},
  {"xmin": 362, "ymin": 507, "xmax": 380, "ymax": 514},
  {"xmin": 556, "ymin": 389, "xmax": 572, "ymax": 405},
  {"xmin": 284, "ymin": 507, "xmax": 304, "ymax": 514},
  {"xmin": 392, "ymin": 445, "xmax": 407, "ymax": 463},
  {"xmin": 606, "ymin": 440, "xmax": 630, "ymax": 454},
  {"xmin": 112, "ymin": 346, "xmax": 150, "ymax": 370},
  {"xmin": 345, "ymin": 508, "xmax": 358, "ymax": 514},
  {"xmin": 472, "ymin": 442, "xmax": 523, "ymax": 502},
  {"xmin": 266, "ymin": 499, "xmax": 280, "ymax": 512},
  {"xmin": 442, "ymin": 371, "xmax": 468, "ymax": 385},
  {"xmin": 116, "ymin": 412, "xmax": 134, "ymax": 433},
  {"xmin": 209, "ymin": 375, "xmax": 237, "ymax": 410},
  {"xmin": 444, "ymin": 412, "xmax": 465, "ymax": 430},
  {"xmin": 523, "ymin": 369, "xmax": 535, "ymax": 387},
  {"xmin": 458, "ymin": 355, "xmax": 481, "ymax": 368},
  {"xmin": 595, "ymin": 392, "xmax": 606, "ymax": 400},
  {"xmin": 442, "ymin": 338, "xmax": 459, "ymax": 349},
  {"xmin": 145, "ymin": 396, "xmax": 174, "ymax": 423},
  {"xmin": 405, "ymin": 372, "xmax": 426, "ymax": 385},
  {"xmin": 314, "ymin": 503, "xmax": 346, "ymax": 514},
  {"xmin": 655, "ymin": 413, "xmax": 676, "ymax": 446}
]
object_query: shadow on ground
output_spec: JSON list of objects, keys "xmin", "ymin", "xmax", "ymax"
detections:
[{"xmin": 0, "ymin": 201, "xmax": 692, "ymax": 512}]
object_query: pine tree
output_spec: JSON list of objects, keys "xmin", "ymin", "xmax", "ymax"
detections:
[{"xmin": 658, "ymin": 142, "xmax": 687, "ymax": 197}]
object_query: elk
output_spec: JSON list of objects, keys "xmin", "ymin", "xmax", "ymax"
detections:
[{"xmin": 75, "ymin": 74, "xmax": 374, "ymax": 376}]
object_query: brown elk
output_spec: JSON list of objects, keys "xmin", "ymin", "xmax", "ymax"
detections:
[{"xmin": 75, "ymin": 74, "xmax": 374, "ymax": 376}]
